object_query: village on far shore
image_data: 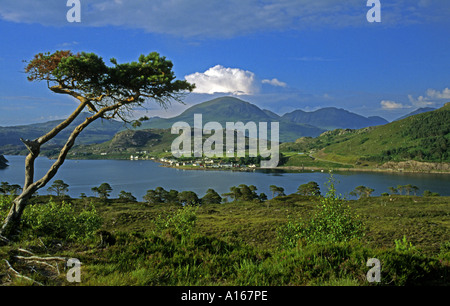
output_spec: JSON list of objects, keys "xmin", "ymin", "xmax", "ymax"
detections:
[
  {"xmin": 150, "ymin": 156, "xmax": 257, "ymax": 171},
  {"xmin": 126, "ymin": 150, "xmax": 258, "ymax": 171}
]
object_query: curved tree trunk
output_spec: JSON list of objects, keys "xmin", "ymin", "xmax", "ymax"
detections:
[{"xmin": 0, "ymin": 97, "xmax": 132, "ymax": 240}]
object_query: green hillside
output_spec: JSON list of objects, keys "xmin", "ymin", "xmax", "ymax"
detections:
[
  {"xmin": 68, "ymin": 128, "xmax": 176, "ymax": 159},
  {"xmin": 0, "ymin": 113, "xmax": 126, "ymax": 155},
  {"xmin": 281, "ymin": 103, "xmax": 450, "ymax": 169}
]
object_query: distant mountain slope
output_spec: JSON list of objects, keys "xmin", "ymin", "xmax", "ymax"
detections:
[
  {"xmin": 0, "ymin": 113, "xmax": 126, "ymax": 154},
  {"xmin": 139, "ymin": 97, "xmax": 326, "ymax": 142},
  {"xmin": 394, "ymin": 107, "xmax": 436, "ymax": 121},
  {"xmin": 69, "ymin": 128, "xmax": 177, "ymax": 158},
  {"xmin": 285, "ymin": 103, "xmax": 450, "ymax": 165},
  {"xmin": 281, "ymin": 107, "xmax": 389, "ymax": 130}
]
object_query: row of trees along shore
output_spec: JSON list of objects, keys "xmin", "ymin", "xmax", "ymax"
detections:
[{"xmin": 1, "ymin": 180, "xmax": 441, "ymax": 205}]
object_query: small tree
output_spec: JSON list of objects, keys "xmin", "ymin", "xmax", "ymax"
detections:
[
  {"xmin": 0, "ymin": 182, "xmax": 22, "ymax": 196},
  {"xmin": 270, "ymin": 185, "xmax": 285, "ymax": 198},
  {"xmin": 201, "ymin": 188, "xmax": 222, "ymax": 205},
  {"xmin": 92, "ymin": 183, "xmax": 112, "ymax": 200},
  {"xmin": 350, "ymin": 185, "xmax": 374, "ymax": 199},
  {"xmin": 259, "ymin": 193, "xmax": 268, "ymax": 201},
  {"xmin": 397, "ymin": 185, "xmax": 405, "ymax": 195},
  {"xmin": 47, "ymin": 179, "xmax": 69, "ymax": 197},
  {"xmin": 423, "ymin": 190, "xmax": 440, "ymax": 197},
  {"xmin": 0, "ymin": 50, "xmax": 193, "ymax": 239},
  {"xmin": 404, "ymin": 184, "xmax": 413, "ymax": 196},
  {"xmin": 388, "ymin": 186, "xmax": 398, "ymax": 195},
  {"xmin": 237, "ymin": 184, "xmax": 259, "ymax": 201},
  {"xmin": 166, "ymin": 189, "xmax": 180, "ymax": 204},
  {"xmin": 279, "ymin": 174, "xmax": 365, "ymax": 248},
  {"xmin": 297, "ymin": 181, "xmax": 321, "ymax": 196},
  {"xmin": 223, "ymin": 186, "xmax": 242, "ymax": 202},
  {"xmin": 143, "ymin": 189, "xmax": 161, "ymax": 205},
  {"xmin": 178, "ymin": 191, "xmax": 200, "ymax": 206},
  {"xmin": 118, "ymin": 190, "xmax": 137, "ymax": 202},
  {"xmin": 154, "ymin": 187, "xmax": 169, "ymax": 203}
]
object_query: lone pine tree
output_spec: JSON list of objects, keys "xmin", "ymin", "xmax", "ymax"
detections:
[{"xmin": 0, "ymin": 50, "xmax": 194, "ymax": 241}]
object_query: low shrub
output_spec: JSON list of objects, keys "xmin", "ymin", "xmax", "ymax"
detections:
[
  {"xmin": 277, "ymin": 174, "xmax": 365, "ymax": 249},
  {"xmin": 21, "ymin": 198, "xmax": 102, "ymax": 242}
]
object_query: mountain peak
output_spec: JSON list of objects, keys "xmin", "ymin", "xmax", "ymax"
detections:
[
  {"xmin": 394, "ymin": 107, "xmax": 436, "ymax": 121},
  {"xmin": 282, "ymin": 107, "xmax": 388, "ymax": 130}
]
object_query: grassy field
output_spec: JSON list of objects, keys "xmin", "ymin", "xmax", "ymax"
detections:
[
  {"xmin": 279, "ymin": 152, "xmax": 354, "ymax": 170},
  {"xmin": 0, "ymin": 189, "xmax": 449, "ymax": 286}
]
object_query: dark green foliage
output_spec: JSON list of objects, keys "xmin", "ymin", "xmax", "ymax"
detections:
[
  {"xmin": 0, "ymin": 182, "xmax": 21, "ymax": 196},
  {"xmin": 423, "ymin": 190, "xmax": 440, "ymax": 197},
  {"xmin": 21, "ymin": 199, "xmax": 102, "ymax": 242},
  {"xmin": 47, "ymin": 179, "xmax": 69, "ymax": 197},
  {"xmin": 178, "ymin": 191, "xmax": 200, "ymax": 206},
  {"xmin": 143, "ymin": 187, "xmax": 181, "ymax": 205},
  {"xmin": 222, "ymin": 184, "xmax": 260, "ymax": 202},
  {"xmin": 297, "ymin": 181, "xmax": 321, "ymax": 196},
  {"xmin": 269, "ymin": 185, "xmax": 285, "ymax": 198},
  {"xmin": 350, "ymin": 185, "xmax": 375, "ymax": 199},
  {"xmin": 92, "ymin": 183, "xmax": 113, "ymax": 199},
  {"xmin": 118, "ymin": 190, "xmax": 137, "ymax": 202},
  {"xmin": 278, "ymin": 175, "xmax": 365, "ymax": 248},
  {"xmin": 201, "ymin": 188, "xmax": 222, "ymax": 205}
]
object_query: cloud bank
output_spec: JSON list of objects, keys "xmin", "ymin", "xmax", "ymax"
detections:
[
  {"xmin": 1, "ymin": 0, "xmax": 449, "ymax": 38},
  {"xmin": 381, "ymin": 87, "xmax": 450, "ymax": 111},
  {"xmin": 408, "ymin": 87, "xmax": 450, "ymax": 108}
]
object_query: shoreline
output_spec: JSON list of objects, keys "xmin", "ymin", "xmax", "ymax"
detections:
[
  {"xmin": 161, "ymin": 162, "xmax": 450, "ymax": 175},
  {"xmin": 275, "ymin": 165, "xmax": 450, "ymax": 175},
  {"xmin": 6, "ymin": 154, "xmax": 450, "ymax": 175}
]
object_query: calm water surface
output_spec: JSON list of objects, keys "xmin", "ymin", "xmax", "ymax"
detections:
[{"xmin": 1, "ymin": 155, "xmax": 449, "ymax": 200}]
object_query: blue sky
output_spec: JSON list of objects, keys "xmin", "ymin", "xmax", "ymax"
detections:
[{"xmin": 0, "ymin": 0, "xmax": 449, "ymax": 126}]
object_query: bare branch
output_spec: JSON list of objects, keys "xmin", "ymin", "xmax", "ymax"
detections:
[
  {"xmin": 15, "ymin": 255, "xmax": 67, "ymax": 262},
  {"xmin": 3, "ymin": 259, "xmax": 44, "ymax": 286}
]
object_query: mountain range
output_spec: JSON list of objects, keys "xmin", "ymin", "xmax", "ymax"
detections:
[
  {"xmin": 136, "ymin": 97, "xmax": 388, "ymax": 142},
  {"xmin": 0, "ymin": 96, "xmax": 397, "ymax": 154}
]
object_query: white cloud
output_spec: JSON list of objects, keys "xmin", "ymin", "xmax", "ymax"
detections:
[
  {"xmin": 407, "ymin": 87, "xmax": 450, "ymax": 108},
  {"xmin": 261, "ymin": 78, "xmax": 287, "ymax": 87},
  {"xmin": 426, "ymin": 87, "xmax": 450, "ymax": 100},
  {"xmin": 380, "ymin": 100, "xmax": 408, "ymax": 110},
  {"xmin": 185, "ymin": 65, "xmax": 257, "ymax": 95}
]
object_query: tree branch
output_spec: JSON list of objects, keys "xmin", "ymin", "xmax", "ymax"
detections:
[
  {"xmin": 4, "ymin": 259, "xmax": 44, "ymax": 286},
  {"xmin": 37, "ymin": 89, "xmax": 89, "ymax": 145},
  {"xmin": 25, "ymin": 100, "xmax": 136, "ymax": 195}
]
